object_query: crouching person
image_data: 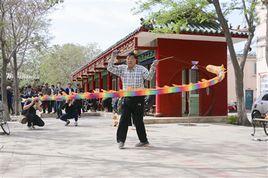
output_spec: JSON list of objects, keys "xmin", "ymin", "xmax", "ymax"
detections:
[
  {"xmin": 60, "ymin": 98, "xmax": 79, "ymax": 126},
  {"xmin": 22, "ymin": 98, "xmax": 45, "ymax": 129}
]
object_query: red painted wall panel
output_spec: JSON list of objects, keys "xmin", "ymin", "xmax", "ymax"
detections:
[{"xmin": 156, "ymin": 38, "xmax": 227, "ymax": 116}]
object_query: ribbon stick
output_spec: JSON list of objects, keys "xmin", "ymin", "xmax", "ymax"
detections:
[
  {"xmin": 158, "ymin": 56, "xmax": 174, "ymax": 62},
  {"xmin": 23, "ymin": 65, "xmax": 226, "ymax": 102}
]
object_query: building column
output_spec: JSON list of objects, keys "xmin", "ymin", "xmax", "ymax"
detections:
[
  {"xmin": 81, "ymin": 79, "xmax": 85, "ymax": 92},
  {"xmin": 107, "ymin": 72, "xmax": 112, "ymax": 90},
  {"xmin": 92, "ymin": 75, "xmax": 95, "ymax": 90},
  {"xmin": 118, "ymin": 77, "xmax": 122, "ymax": 90},
  {"xmin": 155, "ymin": 50, "xmax": 161, "ymax": 116},
  {"xmin": 84, "ymin": 78, "xmax": 89, "ymax": 92},
  {"xmin": 98, "ymin": 72, "xmax": 103, "ymax": 91}
]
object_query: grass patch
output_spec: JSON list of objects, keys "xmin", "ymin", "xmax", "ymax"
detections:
[{"xmin": 227, "ymin": 115, "xmax": 238, "ymax": 124}]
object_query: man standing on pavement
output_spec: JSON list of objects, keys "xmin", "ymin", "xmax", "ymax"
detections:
[
  {"xmin": 41, "ymin": 83, "xmax": 52, "ymax": 113},
  {"xmin": 107, "ymin": 50, "xmax": 158, "ymax": 149},
  {"xmin": 55, "ymin": 82, "xmax": 65, "ymax": 119},
  {"xmin": 7, "ymin": 86, "xmax": 14, "ymax": 115},
  {"xmin": 65, "ymin": 83, "xmax": 74, "ymax": 95}
]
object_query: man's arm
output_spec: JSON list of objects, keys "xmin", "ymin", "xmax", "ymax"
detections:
[
  {"xmin": 35, "ymin": 101, "xmax": 42, "ymax": 112},
  {"xmin": 23, "ymin": 100, "xmax": 34, "ymax": 110},
  {"xmin": 143, "ymin": 60, "xmax": 158, "ymax": 81},
  {"xmin": 107, "ymin": 50, "xmax": 123, "ymax": 77}
]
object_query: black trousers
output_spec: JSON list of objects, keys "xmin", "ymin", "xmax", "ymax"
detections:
[
  {"xmin": 76, "ymin": 100, "xmax": 82, "ymax": 116},
  {"xmin": 117, "ymin": 96, "xmax": 148, "ymax": 143},
  {"xmin": 60, "ymin": 112, "xmax": 78, "ymax": 122},
  {"xmin": 25, "ymin": 113, "xmax": 45, "ymax": 127},
  {"xmin": 8, "ymin": 102, "xmax": 14, "ymax": 114},
  {"xmin": 42, "ymin": 101, "xmax": 52, "ymax": 113},
  {"xmin": 56, "ymin": 101, "xmax": 63, "ymax": 118}
]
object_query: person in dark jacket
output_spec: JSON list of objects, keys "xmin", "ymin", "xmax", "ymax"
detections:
[
  {"xmin": 55, "ymin": 82, "xmax": 66, "ymax": 119},
  {"xmin": 41, "ymin": 83, "xmax": 52, "ymax": 113},
  {"xmin": 60, "ymin": 98, "xmax": 79, "ymax": 126},
  {"xmin": 7, "ymin": 86, "xmax": 14, "ymax": 115},
  {"xmin": 65, "ymin": 83, "xmax": 74, "ymax": 95},
  {"xmin": 22, "ymin": 98, "xmax": 45, "ymax": 129}
]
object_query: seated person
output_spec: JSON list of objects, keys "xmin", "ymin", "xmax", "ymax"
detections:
[
  {"xmin": 102, "ymin": 97, "xmax": 113, "ymax": 112},
  {"xmin": 21, "ymin": 98, "xmax": 45, "ymax": 129},
  {"xmin": 60, "ymin": 98, "xmax": 79, "ymax": 126}
]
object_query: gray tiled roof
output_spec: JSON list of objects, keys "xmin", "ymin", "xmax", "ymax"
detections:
[
  {"xmin": 72, "ymin": 23, "xmax": 248, "ymax": 77},
  {"xmin": 180, "ymin": 23, "xmax": 248, "ymax": 36}
]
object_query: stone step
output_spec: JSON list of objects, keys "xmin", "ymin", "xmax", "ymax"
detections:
[
  {"xmin": 41, "ymin": 112, "xmax": 101, "ymax": 118},
  {"xmin": 143, "ymin": 116, "xmax": 227, "ymax": 124}
]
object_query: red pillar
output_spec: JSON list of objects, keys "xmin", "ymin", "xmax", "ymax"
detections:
[
  {"xmin": 81, "ymin": 79, "xmax": 85, "ymax": 92},
  {"xmin": 84, "ymin": 78, "xmax": 89, "ymax": 92},
  {"xmin": 155, "ymin": 49, "xmax": 161, "ymax": 116},
  {"xmin": 119, "ymin": 77, "xmax": 122, "ymax": 90},
  {"xmin": 98, "ymin": 72, "xmax": 103, "ymax": 91},
  {"xmin": 107, "ymin": 72, "xmax": 112, "ymax": 90},
  {"xmin": 92, "ymin": 75, "xmax": 95, "ymax": 90}
]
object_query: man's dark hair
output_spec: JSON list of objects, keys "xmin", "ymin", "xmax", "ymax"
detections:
[{"xmin": 128, "ymin": 51, "xmax": 138, "ymax": 59}]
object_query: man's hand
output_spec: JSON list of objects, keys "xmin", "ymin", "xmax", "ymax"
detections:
[
  {"xmin": 151, "ymin": 60, "xmax": 159, "ymax": 68},
  {"xmin": 30, "ymin": 99, "xmax": 35, "ymax": 105},
  {"xmin": 111, "ymin": 49, "xmax": 119, "ymax": 57}
]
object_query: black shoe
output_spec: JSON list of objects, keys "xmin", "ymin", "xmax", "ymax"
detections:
[
  {"xmin": 118, "ymin": 142, "xmax": 125, "ymax": 149},
  {"xmin": 135, "ymin": 141, "xmax": 149, "ymax": 147},
  {"xmin": 20, "ymin": 117, "xmax": 28, "ymax": 124},
  {"xmin": 65, "ymin": 120, "xmax": 70, "ymax": 126}
]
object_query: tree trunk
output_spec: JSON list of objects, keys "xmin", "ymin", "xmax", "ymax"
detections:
[
  {"xmin": 1, "ymin": 49, "xmax": 11, "ymax": 121},
  {"xmin": 266, "ymin": 2, "xmax": 268, "ymax": 68},
  {"xmin": 235, "ymin": 70, "xmax": 249, "ymax": 125},
  {"xmin": 211, "ymin": 0, "xmax": 250, "ymax": 125},
  {"xmin": 12, "ymin": 52, "xmax": 20, "ymax": 115}
]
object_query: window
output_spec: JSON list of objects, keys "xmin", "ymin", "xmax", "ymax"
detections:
[
  {"xmin": 260, "ymin": 75, "xmax": 268, "ymax": 95},
  {"xmin": 190, "ymin": 69, "xmax": 199, "ymax": 94},
  {"xmin": 262, "ymin": 94, "xmax": 268, "ymax": 101}
]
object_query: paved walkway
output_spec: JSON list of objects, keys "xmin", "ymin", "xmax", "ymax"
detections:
[{"xmin": 0, "ymin": 114, "xmax": 268, "ymax": 178}]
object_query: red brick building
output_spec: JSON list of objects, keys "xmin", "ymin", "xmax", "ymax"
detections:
[{"xmin": 71, "ymin": 24, "xmax": 247, "ymax": 117}]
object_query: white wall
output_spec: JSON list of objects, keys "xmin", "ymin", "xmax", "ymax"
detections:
[
  {"xmin": 227, "ymin": 56, "xmax": 257, "ymax": 104},
  {"xmin": 256, "ymin": 2, "xmax": 268, "ymax": 96}
]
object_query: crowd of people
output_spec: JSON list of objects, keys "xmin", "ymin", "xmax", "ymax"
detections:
[
  {"xmin": 5, "ymin": 82, "xmax": 155, "ymax": 119},
  {"xmin": 1, "ymin": 50, "xmax": 158, "ymax": 149},
  {"xmin": 19, "ymin": 82, "xmax": 101, "ymax": 127}
]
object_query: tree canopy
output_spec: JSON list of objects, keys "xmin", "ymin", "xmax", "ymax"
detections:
[
  {"xmin": 37, "ymin": 43, "xmax": 101, "ymax": 85},
  {"xmin": 134, "ymin": 0, "xmax": 218, "ymax": 33}
]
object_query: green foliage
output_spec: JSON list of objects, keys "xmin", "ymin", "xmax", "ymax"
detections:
[
  {"xmin": 38, "ymin": 43, "xmax": 101, "ymax": 86},
  {"xmin": 134, "ymin": 0, "xmax": 217, "ymax": 33},
  {"xmin": 227, "ymin": 115, "xmax": 238, "ymax": 124},
  {"xmin": 45, "ymin": 0, "xmax": 64, "ymax": 7}
]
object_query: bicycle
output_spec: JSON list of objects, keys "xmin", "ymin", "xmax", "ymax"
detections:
[{"xmin": 0, "ymin": 101, "xmax": 10, "ymax": 135}]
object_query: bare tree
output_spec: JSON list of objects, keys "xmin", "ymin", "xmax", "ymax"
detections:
[
  {"xmin": 8, "ymin": 1, "xmax": 52, "ymax": 115},
  {"xmin": 0, "ymin": 0, "xmax": 61, "ymax": 119},
  {"xmin": 209, "ymin": 0, "xmax": 257, "ymax": 125},
  {"xmin": 0, "ymin": 1, "xmax": 17, "ymax": 121}
]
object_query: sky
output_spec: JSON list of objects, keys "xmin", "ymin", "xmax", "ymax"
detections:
[
  {"xmin": 48, "ymin": 0, "xmax": 249, "ymax": 53},
  {"xmin": 48, "ymin": 0, "xmax": 142, "ymax": 50}
]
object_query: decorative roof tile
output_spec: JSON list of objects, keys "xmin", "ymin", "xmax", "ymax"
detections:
[{"xmin": 180, "ymin": 23, "xmax": 248, "ymax": 36}]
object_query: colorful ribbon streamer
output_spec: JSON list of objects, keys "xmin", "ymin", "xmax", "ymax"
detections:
[{"xmin": 25, "ymin": 65, "xmax": 226, "ymax": 101}]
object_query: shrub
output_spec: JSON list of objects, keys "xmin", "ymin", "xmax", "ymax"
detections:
[{"xmin": 227, "ymin": 115, "xmax": 238, "ymax": 124}]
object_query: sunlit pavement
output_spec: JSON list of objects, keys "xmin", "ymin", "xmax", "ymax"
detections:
[{"xmin": 0, "ymin": 114, "xmax": 267, "ymax": 178}]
